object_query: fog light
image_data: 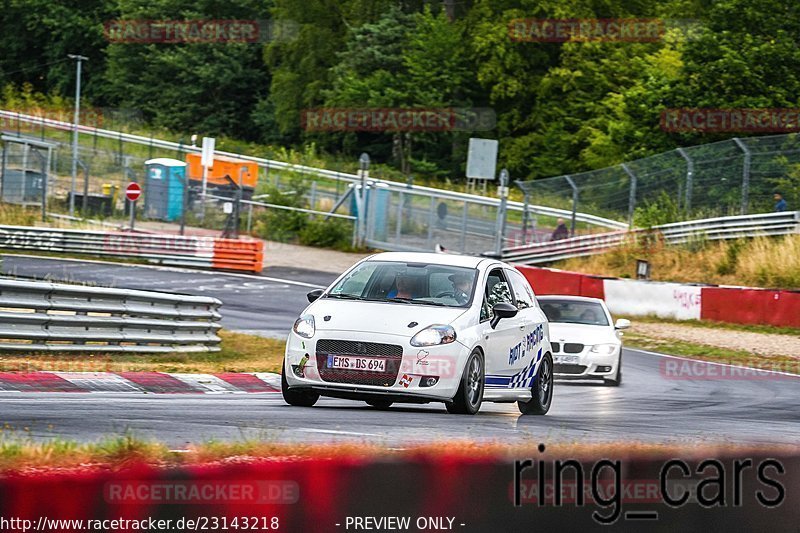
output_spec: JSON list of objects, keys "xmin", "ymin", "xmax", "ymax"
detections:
[
  {"xmin": 596, "ymin": 365, "xmax": 611, "ymax": 373},
  {"xmin": 292, "ymin": 354, "xmax": 310, "ymax": 378},
  {"xmin": 420, "ymin": 376, "xmax": 439, "ymax": 388}
]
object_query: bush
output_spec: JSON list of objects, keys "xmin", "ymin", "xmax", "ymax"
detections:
[
  {"xmin": 251, "ymin": 176, "xmax": 309, "ymax": 242},
  {"xmin": 299, "ymin": 218, "xmax": 353, "ymax": 250},
  {"xmin": 633, "ymin": 191, "xmax": 681, "ymax": 228}
]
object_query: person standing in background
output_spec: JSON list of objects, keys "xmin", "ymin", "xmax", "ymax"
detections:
[
  {"xmin": 774, "ymin": 192, "xmax": 788, "ymax": 212},
  {"xmin": 551, "ymin": 218, "xmax": 570, "ymax": 241}
]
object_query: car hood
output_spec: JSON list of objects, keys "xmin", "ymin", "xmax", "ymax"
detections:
[
  {"xmin": 548, "ymin": 322, "xmax": 620, "ymax": 345},
  {"xmin": 307, "ymin": 299, "xmax": 469, "ymax": 337}
]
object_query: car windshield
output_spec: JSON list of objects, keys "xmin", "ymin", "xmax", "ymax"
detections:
[
  {"xmin": 326, "ymin": 261, "xmax": 478, "ymax": 308},
  {"xmin": 539, "ymin": 300, "xmax": 609, "ymax": 326}
]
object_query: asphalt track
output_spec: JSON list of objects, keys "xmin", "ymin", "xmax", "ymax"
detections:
[{"xmin": 1, "ymin": 254, "xmax": 799, "ymax": 447}]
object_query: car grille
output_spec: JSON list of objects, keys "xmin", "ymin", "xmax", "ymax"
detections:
[
  {"xmin": 563, "ymin": 343, "xmax": 584, "ymax": 354},
  {"xmin": 316, "ymin": 339, "xmax": 403, "ymax": 386},
  {"xmin": 554, "ymin": 364, "xmax": 587, "ymax": 375},
  {"xmin": 551, "ymin": 342, "xmax": 560, "ymax": 353}
]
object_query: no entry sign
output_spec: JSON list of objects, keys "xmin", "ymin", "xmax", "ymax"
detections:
[{"xmin": 125, "ymin": 182, "xmax": 142, "ymax": 202}]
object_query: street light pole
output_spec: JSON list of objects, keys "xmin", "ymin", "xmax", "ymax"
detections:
[{"xmin": 68, "ymin": 54, "xmax": 88, "ymax": 217}]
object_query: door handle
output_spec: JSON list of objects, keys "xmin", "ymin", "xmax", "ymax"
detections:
[{"xmin": 519, "ymin": 325, "xmax": 526, "ymax": 331}]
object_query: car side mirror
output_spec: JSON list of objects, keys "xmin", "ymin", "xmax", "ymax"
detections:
[
  {"xmin": 614, "ymin": 318, "xmax": 631, "ymax": 330},
  {"xmin": 491, "ymin": 302, "xmax": 518, "ymax": 329},
  {"xmin": 307, "ymin": 289, "xmax": 324, "ymax": 303}
]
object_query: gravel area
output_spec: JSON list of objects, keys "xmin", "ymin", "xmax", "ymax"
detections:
[
  {"xmin": 631, "ymin": 322, "xmax": 800, "ymax": 359},
  {"xmin": 260, "ymin": 240, "xmax": 369, "ymax": 273}
]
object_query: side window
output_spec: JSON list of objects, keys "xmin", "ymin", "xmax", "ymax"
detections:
[
  {"xmin": 480, "ymin": 269, "xmax": 513, "ymax": 321},
  {"xmin": 507, "ymin": 269, "xmax": 534, "ymax": 309}
]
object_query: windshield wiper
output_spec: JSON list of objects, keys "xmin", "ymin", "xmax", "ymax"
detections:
[
  {"xmin": 376, "ymin": 297, "xmax": 448, "ymax": 306},
  {"xmin": 325, "ymin": 293, "xmax": 367, "ymax": 301},
  {"xmin": 373, "ymin": 297, "xmax": 412, "ymax": 304}
]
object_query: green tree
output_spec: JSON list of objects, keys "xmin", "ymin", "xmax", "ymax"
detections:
[
  {"xmin": 103, "ymin": 0, "xmax": 271, "ymax": 139},
  {"xmin": 0, "ymin": 0, "xmax": 113, "ymax": 100}
]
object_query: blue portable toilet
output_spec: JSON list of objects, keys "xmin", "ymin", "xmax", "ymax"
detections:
[{"xmin": 144, "ymin": 158, "xmax": 186, "ymax": 221}]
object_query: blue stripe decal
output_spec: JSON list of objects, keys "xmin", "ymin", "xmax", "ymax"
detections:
[{"xmin": 485, "ymin": 348, "xmax": 544, "ymax": 389}]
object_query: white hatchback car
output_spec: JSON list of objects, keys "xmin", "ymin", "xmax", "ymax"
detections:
[
  {"xmin": 282, "ymin": 252, "xmax": 554, "ymax": 415},
  {"xmin": 537, "ymin": 296, "xmax": 630, "ymax": 386}
]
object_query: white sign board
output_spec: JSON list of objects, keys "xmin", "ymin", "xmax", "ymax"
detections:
[
  {"xmin": 466, "ymin": 138, "xmax": 498, "ymax": 180},
  {"xmin": 604, "ymin": 279, "xmax": 702, "ymax": 320},
  {"xmin": 201, "ymin": 137, "xmax": 216, "ymax": 168}
]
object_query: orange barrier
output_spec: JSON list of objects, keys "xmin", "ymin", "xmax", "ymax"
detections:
[
  {"xmin": 0, "ymin": 225, "xmax": 265, "ymax": 274},
  {"xmin": 212, "ymin": 239, "xmax": 264, "ymax": 273}
]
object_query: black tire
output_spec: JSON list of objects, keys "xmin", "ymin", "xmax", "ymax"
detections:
[
  {"xmin": 518, "ymin": 352, "xmax": 553, "ymax": 415},
  {"xmin": 604, "ymin": 357, "xmax": 622, "ymax": 387},
  {"xmin": 365, "ymin": 399, "xmax": 393, "ymax": 409},
  {"xmin": 446, "ymin": 349, "xmax": 484, "ymax": 415},
  {"xmin": 281, "ymin": 361, "xmax": 319, "ymax": 407}
]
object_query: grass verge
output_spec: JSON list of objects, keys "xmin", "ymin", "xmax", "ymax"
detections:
[
  {"xmin": 0, "ymin": 431, "xmax": 795, "ymax": 471},
  {"xmin": 0, "ymin": 330, "xmax": 286, "ymax": 374},
  {"xmin": 556, "ymin": 234, "xmax": 800, "ymax": 289}
]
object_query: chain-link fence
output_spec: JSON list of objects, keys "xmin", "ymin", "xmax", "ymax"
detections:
[
  {"xmin": 517, "ymin": 134, "xmax": 800, "ymax": 227},
  {"xmin": 1, "ymin": 111, "xmax": 620, "ymax": 254},
  {"xmin": 5, "ymin": 109, "xmax": 796, "ymax": 256}
]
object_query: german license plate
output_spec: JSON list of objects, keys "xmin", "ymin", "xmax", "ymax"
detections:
[
  {"xmin": 327, "ymin": 355, "xmax": 386, "ymax": 372},
  {"xmin": 554, "ymin": 355, "xmax": 580, "ymax": 365}
]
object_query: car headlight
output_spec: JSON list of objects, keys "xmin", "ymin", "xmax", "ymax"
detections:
[
  {"xmin": 292, "ymin": 314, "xmax": 315, "ymax": 338},
  {"xmin": 410, "ymin": 324, "xmax": 457, "ymax": 347},
  {"xmin": 590, "ymin": 343, "xmax": 618, "ymax": 355}
]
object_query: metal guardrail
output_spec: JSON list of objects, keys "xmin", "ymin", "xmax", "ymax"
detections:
[
  {"xmin": 502, "ymin": 211, "xmax": 800, "ymax": 264},
  {"xmin": 0, "ymin": 225, "xmax": 264, "ymax": 272},
  {"xmin": 0, "ymin": 109, "xmax": 627, "ymax": 231},
  {"xmin": 0, "ymin": 278, "xmax": 221, "ymax": 352}
]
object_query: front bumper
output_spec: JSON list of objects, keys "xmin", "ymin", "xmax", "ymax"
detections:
[
  {"xmin": 284, "ymin": 330, "xmax": 470, "ymax": 401},
  {"xmin": 552, "ymin": 346, "xmax": 620, "ymax": 380}
]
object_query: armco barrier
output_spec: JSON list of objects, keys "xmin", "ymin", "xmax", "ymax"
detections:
[
  {"xmin": 0, "ymin": 452, "xmax": 796, "ymax": 531},
  {"xmin": 0, "ymin": 278, "xmax": 221, "ymax": 353},
  {"xmin": 0, "ymin": 225, "xmax": 264, "ymax": 273},
  {"xmin": 504, "ymin": 211, "xmax": 800, "ymax": 264}
]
